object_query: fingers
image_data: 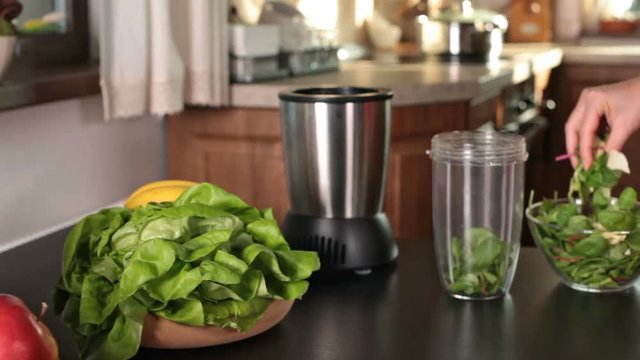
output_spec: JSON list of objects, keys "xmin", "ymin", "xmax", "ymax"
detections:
[
  {"xmin": 578, "ymin": 103, "xmax": 602, "ymax": 169},
  {"xmin": 605, "ymin": 121, "xmax": 633, "ymax": 152},
  {"xmin": 565, "ymin": 99, "xmax": 585, "ymax": 168},
  {"xmin": 566, "ymin": 88, "xmax": 606, "ymax": 169}
]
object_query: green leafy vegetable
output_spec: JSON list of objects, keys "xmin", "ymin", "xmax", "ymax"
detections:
[
  {"xmin": 530, "ymin": 149, "xmax": 640, "ymax": 290},
  {"xmin": 54, "ymin": 183, "xmax": 321, "ymax": 360},
  {"xmin": 0, "ymin": 19, "xmax": 15, "ymax": 36},
  {"xmin": 448, "ymin": 227, "xmax": 512, "ymax": 297}
]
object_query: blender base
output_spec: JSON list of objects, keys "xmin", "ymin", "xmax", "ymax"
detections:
[{"xmin": 282, "ymin": 212, "xmax": 398, "ymax": 272}]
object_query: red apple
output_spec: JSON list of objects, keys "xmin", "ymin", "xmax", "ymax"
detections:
[{"xmin": 0, "ymin": 294, "xmax": 58, "ymax": 360}]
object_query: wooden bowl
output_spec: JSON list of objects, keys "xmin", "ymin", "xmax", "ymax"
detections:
[
  {"xmin": 599, "ymin": 18, "xmax": 638, "ymax": 35},
  {"xmin": 141, "ymin": 300, "xmax": 294, "ymax": 349}
]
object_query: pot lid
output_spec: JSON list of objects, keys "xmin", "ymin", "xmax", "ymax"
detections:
[{"xmin": 425, "ymin": 0, "xmax": 508, "ymax": 29}]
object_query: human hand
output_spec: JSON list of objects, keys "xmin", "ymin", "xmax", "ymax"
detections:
[{"xmin": 565, "ymin": 76, "xmax": 640, "ymax": 169}]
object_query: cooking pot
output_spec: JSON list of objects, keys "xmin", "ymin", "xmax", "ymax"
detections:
[{"xmin": 415, "ymin": 0, "xmax": 508, "ymax": 59}]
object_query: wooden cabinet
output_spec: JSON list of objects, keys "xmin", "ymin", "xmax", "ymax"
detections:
[
  {"xmin": 167, "ymin": 99, "xmax": 493, "ymax": 241},
  {"xmin": 385, "ymin": 103, "xmax": 467, "ymax": 240},
  {"xmin": 167, "ymin": 108, "xmax": 289, "ymax": 219}
]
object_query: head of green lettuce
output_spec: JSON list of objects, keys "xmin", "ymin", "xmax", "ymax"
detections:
[{"xmin": 54, "ymin": 182, "xmax": 321, "ymax": 360}]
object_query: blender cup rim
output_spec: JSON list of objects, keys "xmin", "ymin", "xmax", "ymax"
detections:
[
  {"xmin": 428, "ymin": 130, "xmax": 528, "ymax": 165},
  {"xmin": 278, "ymin": 86, "xmax": 393, "ymax": 103}
]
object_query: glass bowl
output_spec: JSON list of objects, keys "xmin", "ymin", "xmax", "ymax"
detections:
[{"xmin": 526, "ymin": 199, "xmax": 640, "ymax": 293}]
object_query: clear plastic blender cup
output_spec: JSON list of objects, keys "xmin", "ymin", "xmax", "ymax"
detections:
[{"xmin": 428, "ymin": 131, "xmax": 528, "ymax": 300}]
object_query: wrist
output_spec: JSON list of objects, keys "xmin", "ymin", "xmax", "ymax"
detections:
[{"xmin": 630, "ymin": 76, "xmax": 640, "ymax": 96}]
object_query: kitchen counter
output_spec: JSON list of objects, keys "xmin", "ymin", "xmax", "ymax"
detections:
[
  {"xmin": 231, "ymin": 44, "xmax": 563, "ymax": 108},
  {"xmin": 561, "ymin": 44, "xmax": 640, "ymax": 65},
  {"xmin": 3, "ymin": 228, "xmax": 640, "ymax": 360}
]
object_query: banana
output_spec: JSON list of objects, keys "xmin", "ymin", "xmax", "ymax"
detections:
[
  {"xmin": 126, "ymin": 180, "xmax": 196, "ymax": 202},
  {"xmin": 124, "ymin": 180, "xmax": 197, "ymax": 209}
]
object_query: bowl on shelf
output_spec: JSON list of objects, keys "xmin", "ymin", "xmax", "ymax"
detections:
[
  {"xmin": 0, "ymin": 35, "xmax": 15, "ymax": 81},
  {"xmin": 141, "ymin": 300, "xmax": 294, "ymax": 349},
  {"xmin": 526, "ymin": 199, "xmax": 640, "ymax": 293},
  {"xmin": 599, "ymin": 18, "xmax": 639, "ymax": 35}
]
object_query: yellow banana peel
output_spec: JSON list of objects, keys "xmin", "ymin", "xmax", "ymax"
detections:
[
  {"xmin": 127, "ymin": 180, "xmax": 197, "ymax": 200},
  {"xmin": 124, "ymin": 180, "xmax": 197, "ymax": 209}
]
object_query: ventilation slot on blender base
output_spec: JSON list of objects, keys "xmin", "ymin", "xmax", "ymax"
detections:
[{"xmin": 293, "ymin": 235, "xmax": 346, "ymax": 266}]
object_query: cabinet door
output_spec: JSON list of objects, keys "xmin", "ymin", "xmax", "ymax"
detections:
[
  {"xmin": 191, "ymin": 137, "xmax": 289, "ymax": 222},
  {"xmin": 385, "ymin": 139, "xmax": 434, "ymax": 241},
  {"xmin": 167, "ymin": 108, "xmax": 290, "ymax": 223},
  {"xmin": 385, "ymin": 103, "xmax": 466, "ymax": 241}
]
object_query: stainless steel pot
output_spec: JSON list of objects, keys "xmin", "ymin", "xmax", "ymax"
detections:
[
  {"xmin": 278, "ymin": 87, "xmax": 392, "ymax": 218},
  {"xmin": 416, "ymin": 0, "xmax": 508, "ymax": 58}
]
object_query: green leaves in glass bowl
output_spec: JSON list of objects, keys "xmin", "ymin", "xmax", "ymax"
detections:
[
  {"xmin": 526, "ymin": 150, "xmax": 640, "ymax": 292},
  {"xmin": 54, "ymin": 183, "xmax": 320, "ymax": 360}
]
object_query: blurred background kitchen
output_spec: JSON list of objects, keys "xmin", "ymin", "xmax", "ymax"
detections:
[{"xmin": 0, "ymin": 0, "xmax": 639, "ymax": 251}]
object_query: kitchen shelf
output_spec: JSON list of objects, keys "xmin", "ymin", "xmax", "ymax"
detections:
[{"xmin": 0, "ymin": 62, "xmax": 100, "ymax": 111}]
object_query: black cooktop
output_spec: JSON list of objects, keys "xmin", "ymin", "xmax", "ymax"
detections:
[{"xmin": 360, "ymin": 51, "xmax": 506, "ymax": 65}]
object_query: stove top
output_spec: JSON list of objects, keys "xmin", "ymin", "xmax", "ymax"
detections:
[
  {"xmin": 362, "ymin": 51, "xmax": 507, "ymax": 66},
  {"xmin": 399, "ymin": 53, "xmax": 501, "ymax": 64}
]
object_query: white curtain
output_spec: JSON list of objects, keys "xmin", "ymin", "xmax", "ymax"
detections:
[{"xmin": 99, "ymin": 0, "xmax": 229, "ymax": 120}]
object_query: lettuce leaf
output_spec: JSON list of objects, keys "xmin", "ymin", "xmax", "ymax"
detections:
[{"xmin": 55, "ymin": 182, "xmax": 320, "ymax": 360}]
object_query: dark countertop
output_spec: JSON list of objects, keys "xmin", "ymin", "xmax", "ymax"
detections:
[{"xmin": 2, "ymin": 228, "xmax": 640, "ymax": 360}]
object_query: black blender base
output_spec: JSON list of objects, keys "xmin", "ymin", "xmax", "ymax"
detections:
[{"xmin": 282, "ymin": 212, "xmax": 398, "ymax": 272}]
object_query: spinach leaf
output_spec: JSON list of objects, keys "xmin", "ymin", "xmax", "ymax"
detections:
[
  {"xmin": 530, "ymin": 149, "xmax": 640, "ymax": 290},
  {"xmin": 572, "ymin": 234, "xmax": 607, "ymax": 257},
  {"xmin": 597, "ymin": 210, "xmax": 635, "ymax": 231},
  {"xmin": 448, "ymin": 227, "xmax": 508, "ymax": 297},
  {"xmin": 592, "ymin": 188, "xmax": 611, "ymax": 210},
  {"xmin": 618, "ymin": 187, "xmax": 637, "ymax": 210},
  {"xmin": 626, "ymin": 230, "xmax": 640, "ymax": 251},
  {"xmin": 567, "ymin": 215, "xmax": 590, "ymax": 232},
  {"xmin": 450, "ymin": 273, "xmax": 480, "ymax": 295}
]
